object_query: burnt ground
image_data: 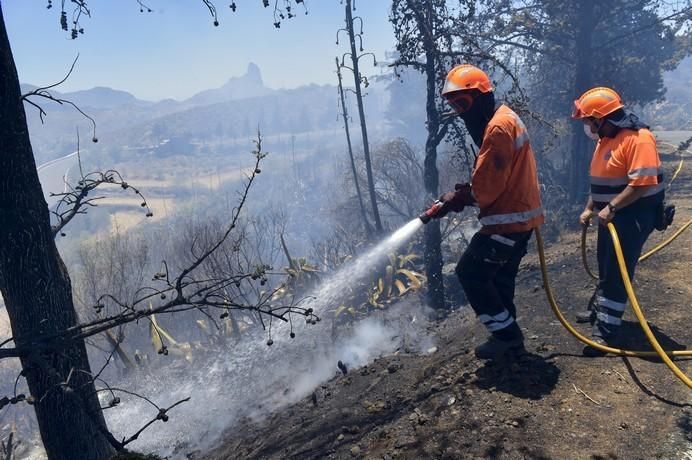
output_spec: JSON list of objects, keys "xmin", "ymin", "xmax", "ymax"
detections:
[{"xmin": 198, "ymin": 150, "xmax": 692, "ymax": 460}]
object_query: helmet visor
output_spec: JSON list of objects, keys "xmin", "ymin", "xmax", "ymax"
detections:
[
  {"xmin": 572, "ymin": 99, "xmax": 585, "ymax": 119},
  {"xmin": 446, "ymin": 91, "xmax": 475, "ymax": 114}
]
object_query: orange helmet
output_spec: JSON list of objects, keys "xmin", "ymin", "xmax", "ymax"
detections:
[
  {"xmin": 441, "ymin": 64, "xmax": 493, "ymax": 97},
  {"xmin": 572, "ymin": 87, "xmax": 624, "ymax": 119}
]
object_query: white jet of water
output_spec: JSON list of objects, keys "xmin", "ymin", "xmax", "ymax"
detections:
[{"xmin": 299, "ymin": 218, "xmax": 424, "ymax": 315}]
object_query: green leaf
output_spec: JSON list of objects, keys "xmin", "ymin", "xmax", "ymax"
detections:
[
  {"xmin": 396, "ymin": 269, "xmax": 423, "ymax": 290},
  {"xmin": 394, "ymin": 279, "xmax": 409, "ymax": 296},
  {"xmin": 196, "ymin": 319, "xmax": 209, "ymax": 332},
  {"xmin": 398, "ymin": 253, "xmax": 421, "ymax": 266},
  {"xmin": 150, "ymin": 312, "xmax": 178, "ymax": 345}
]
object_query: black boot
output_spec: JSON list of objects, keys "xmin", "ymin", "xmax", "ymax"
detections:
[
  {"xmin": 582, "ymin": 336, "xmax": 609, "ymax": 357},
  {"xmin": 582, "ymin": 328, "xmax": 620, "ymax": 358},
  {"xmin": 475, "ymin": 323, "xmax": 525, "ymax": 360},
  {"xmin": 575, "ymin": 291, "xmax": 598, "ymax": 324},
  {"xmin": 575, "ymin": 309, "xmax": 596, "ymax": 324}
]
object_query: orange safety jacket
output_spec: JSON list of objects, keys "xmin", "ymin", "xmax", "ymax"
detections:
[
  {"xmin": 589, "ymin": 128, "xmax": 664, "ymax": 209},
  {"xmin": 471, "ymin": 105, "xmax": 544, "ymax": 234}
]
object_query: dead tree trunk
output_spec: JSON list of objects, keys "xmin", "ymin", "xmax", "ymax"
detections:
[
  {"xmin": 0, "ymin": 5, "xmax": 115, "ymax": 459},
  {"xmin": 336, "ymin": 57, "xmax": 373, "ymax": 237},
  {"xmin": 568, "ymin": 1, "xmax": 596, "ymax": 203},
  {"xmin": 420, "ymin": 9, "xmax": 445, "ymax": 310},
  {"xmin": 344, "ymin": 0, "xmax": 383, "ymax": 233}
]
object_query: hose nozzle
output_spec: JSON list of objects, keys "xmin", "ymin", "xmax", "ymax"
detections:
[{"xmin": 419, "ymin": 200, "xmax": 445, "ymax": 224}]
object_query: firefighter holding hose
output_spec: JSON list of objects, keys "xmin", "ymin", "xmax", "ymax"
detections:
[
  {"xmin": 429, "ymin": 64, "xmax": 544, "ymax": 360},
  {"xmin": 572, "ymin": 87, "xmax": 666, "ymax": 357}
]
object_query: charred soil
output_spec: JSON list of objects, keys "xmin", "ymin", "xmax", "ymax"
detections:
[{"xmin": 200, "ymin": 151, "xmax": 691, "ymax": 460}]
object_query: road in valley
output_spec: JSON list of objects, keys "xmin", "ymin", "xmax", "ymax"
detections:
[{"xmin": 36, "ymin": 150, "xmax": 81, "ymax": 208}]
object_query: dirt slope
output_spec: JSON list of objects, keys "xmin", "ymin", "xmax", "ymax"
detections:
[{"xmin": 199, "ymin": 150, "xmax": 692, "ymax": 460}]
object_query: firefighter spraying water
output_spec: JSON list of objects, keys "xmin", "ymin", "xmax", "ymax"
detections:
[
  {"xmin": 419, "ymin": 64, "xmax": 545, "ymax": 360},
  {"xmin": 408, "ymin": 69, "xmax": 692, "ymax": 387}
]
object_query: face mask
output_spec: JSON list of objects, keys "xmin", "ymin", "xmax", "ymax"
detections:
[
  {"xmin": 583, "ymin": 123, "xmax": 600, "ymax": 141},
  {"xmin": 460, "ymin": 92, "xmax": 496, "ymax": 147}
]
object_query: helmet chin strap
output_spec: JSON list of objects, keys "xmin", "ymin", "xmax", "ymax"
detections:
[
  {"xmin": 594, "ymin": 117, "xmax": 608, "ymax": 137},
  {"xmin": 597, "ymin": 116, "xmax": 626, "ymax": 139}
]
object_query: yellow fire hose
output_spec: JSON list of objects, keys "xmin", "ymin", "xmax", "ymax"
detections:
[
  {"xmin": 536, "ymin": 225, "xmax": 692, "ymax": 388},
  {"xmin": 639, "ymin": 219, "xmax": 692, "ymax": 262},
  {"xmin": 581, "ymin": 218, "xmax": 692, "ymax": 278},
  {"xmin": 580, "ymin": 225, "xmax": 599, "ymax": 281},
  {"xmin": 668, "ymin": 145, "xmax": 690, "ymax": 188},
  {"xmin": 662, "ymin": 141, "xmax": 687, "ymax": 189}
]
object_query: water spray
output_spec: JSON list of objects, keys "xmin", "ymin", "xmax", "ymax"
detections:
[{"xmin": 99, "ymin": 208, "xmax": 439, "ymax": 457}]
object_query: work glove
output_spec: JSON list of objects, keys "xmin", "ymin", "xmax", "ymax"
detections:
[
  {"xmin": 438, "ymin": 183, "xmax": 474, "ymax": 214},
  {"xmin": 454, "ymin": 183, "xmax": 475, "ymax": 205}
]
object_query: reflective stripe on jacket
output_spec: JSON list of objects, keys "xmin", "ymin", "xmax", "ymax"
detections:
[
  {"xmin": 590, "ymin": 128, "xmax": 664, "ymax": 208},
  {"xmin": 472, "ymin": 105, "xmax": 544, "ymax": 234}
]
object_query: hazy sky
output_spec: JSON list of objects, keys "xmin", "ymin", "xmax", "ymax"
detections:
[{"xmin": 4, "ymin": 1, "xmax": 395, "ymax": 101}]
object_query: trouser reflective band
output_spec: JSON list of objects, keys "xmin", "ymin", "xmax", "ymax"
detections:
[
  {"xmin": 457, "ymin": 231, "xmax": 531, "ymax": 340},
  {"xmin": 490, "ymin": 234, "xmax": 516, "ymax": 247},
  {"xmin": 596, "ymin": 296, "xmax": 625, "ymax": 325},
  {"xmin": 596, "ymin": 311, "xmax": 622, "ymax": 325},
  {"xmin": 478, "ymin": 309, "xmax": 515, "ymax": 332},
  {"xmin": 594, "ymin": 209, "xmax": 655, "ymax": 339},
  {"xmin": 597, "ymin": 295, "xmax": 626, "ymax": 311}
]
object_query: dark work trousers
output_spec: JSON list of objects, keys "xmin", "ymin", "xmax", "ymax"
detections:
[
  {"xmin": 456, "ymin": 230, "xmax": 533, "ymax": 341},
  {"xmin": 594, "ymin": 206, "xmax": 656, "ymax": 338}
]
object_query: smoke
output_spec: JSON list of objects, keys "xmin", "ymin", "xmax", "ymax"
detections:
[
  {"xmin": 11, "ymin": 218, "xmax": 433, "ymax": 459},
  {"xmin": 101, "ymin": 219, "xmax": 432, "ymax": 458}
]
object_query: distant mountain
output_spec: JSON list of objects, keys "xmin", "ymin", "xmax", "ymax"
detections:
[
  {"xmin": 21, "ymin": 62, "xmax": 390, "ymax": 164},
  {"xmin": 65, "ymin": 86, "xmax": 151, "ymax": 108},
  {"xmin": 184, "ymin": 62, "xmax": 272, "ymax": 106},
  {"xmin": 22, "ymin": 62, "xmax": 271, "ymax": 112},
  {"xmin": 19, "ymin": 83, "xmax": 39, "ymax": 94},
  {"xmin": 20, "ymin": 84, "xmax": 151, "ymax": 109},
  {"xmin": 111, "ymin": 83, "xmax": 340, "ymax": 148}
]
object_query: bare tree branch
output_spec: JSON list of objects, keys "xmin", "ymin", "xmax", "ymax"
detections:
[
  {"xmin": 120, "ymin": 397, "xmax": 190, "ymax": 447},
  {"xmin": 21, "ymin": 54, "xmax": 98, "ymax": 141},
  {"xmin": 50, "ymin": 156, "xmax": 153, "ymax": 238}
]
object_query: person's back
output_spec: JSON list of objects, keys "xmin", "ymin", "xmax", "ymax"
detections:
[{"xmin": 473, "ymin": 104, "xmax": 543, "ymax": 235}]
